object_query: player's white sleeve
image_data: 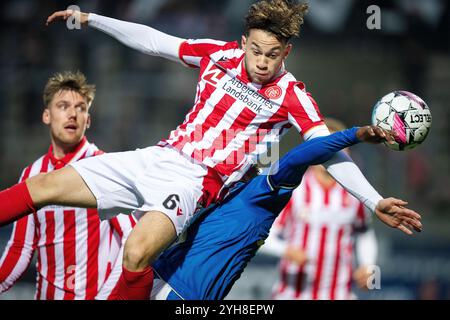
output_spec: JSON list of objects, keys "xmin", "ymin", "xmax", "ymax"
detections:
[
  {"xmin": 306, "ymin": 129, "xmax": 383, "ymax": 213},
  {"xmin": 355, "ymin": 229, "xmax": 378, "ymax": 267},
  {"xmin": 88, "ymin": 13, "xmax": 185, "ymax": 63},
  {"xmin": 258, "ymin": 226, "xmax": 288, "ymax": 258}
]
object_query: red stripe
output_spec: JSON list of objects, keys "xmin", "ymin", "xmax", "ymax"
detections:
[
  {"xmin": 171, "ymin": 82, "xmax": 217, "ymax": 151},
  {"xmin": 312, "ymin": 226, "xmax": 328, "ymax": 300},
  {"xmin": 216, "ymin": 107, "xmax": 288, "ymax": 176},
  {"xmin": 196, "ymin": 101, "xmax": 252, "ymax": 163},
  {"xmin": 63, "ymin": 210, "xmax": 76, "ymax": 300},
  {"xmin": 44, "ymin": 211, "xmax": 56, "ymax": 299},
  {"xmin": 109, "ymin": 218, "xmax": 124, "ymax": 238},
  {"xmin": 284, "ymin": 83, "xmax": 324, "ymax": 136},
  {"xmin": 341, "ymin": 188, "xmax": 349, "ymax": 207},
  {"xmin": 294, "ymin": 223, "xmax": 310, "ymax": 298},
  {"xmin": 35, "ymin": 229, "xmax": 43, "ymax": 299},
  {"xmin": 40, "ymin": 154, "xmax": 50, "ymax": 173},
  {"xmin": 93, "ymin": 149, "xmax": 105, "ymax": 157},
  {"xmin": 192, "ymin": 94, "xmax": 234, "ymax": 143},
  {"xmin": 304, "ymin": 179, "xmax": 311, "ymax": 204},
  {"xmin": 129, "ymin": 215, "xmax": 137, "ymax": 228},
  {"xmin": 20, "ymin": 165, "xmax": 33, "ymax": 182},
  {"xmin": 210, "ymin": 108, "xmax": 257, "ymax": 175},
  {"xmin": 356, "ymin": 203, "xmax": 366, "ymax": 227},
  {"xmin": 32, "ymin": 219, "xmax": 40, "ymax": 300},
  {"xmin": 198, "ymin": 167, "xmax": 223, "ymax": 208},
  {"xmin": 277, "ymin": 199, "xmax": 293, "ymax": 228},
  {"xmin": 85, "ymin": 209, "xmax": 100, "ymax": 299},
  {"xmin": 330, "ymin": 227, "xmax": 345, "ymax": 300},
  {"xmin": 104, "ymin": 229, "xmax": 114, "ymax": 282},
  {"xmin": 179, "ymin": 41, "xmax": 223, "ymax": 67},
  {"xmin": 190, "ymin": 95, "xmax": 236, "ymax": 162},
  {"xmin": 35, "ymin": 157, "xmax": 51, "ymax": 299},
  {"xmin": 346, "ymin": 241, "xmax": 353, "ymax": 299},
  {"xmin": 278, "ymin": 260, "xmax": 289, "ymax": 294},
  {"xmin": 78, "ymin": 150, "xmax": 89, "ymax": 162},
  {"xmin": 323, "ymin": 188, "xmax": 330, "ymax": 206}
]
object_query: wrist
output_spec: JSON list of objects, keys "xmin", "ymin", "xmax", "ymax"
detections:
[
  {"xmin": 86, "ymin": 12, "xmax": 93, "ymax": 26},
  {"xmin": 354, "ymin": 126, "xmax": 363, "ymax": 142}
]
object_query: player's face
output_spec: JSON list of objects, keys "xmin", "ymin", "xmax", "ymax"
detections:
[
  {"xmin": 241, "ymin": 29, "xmax": 292, "ymax": 85},
  {"xmin": 42, "ymin": 89, "xmax": 91, "ymax": 148}
]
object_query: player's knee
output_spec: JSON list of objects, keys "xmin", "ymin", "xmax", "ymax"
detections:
[
  {"xmin": 26, "ymin": 172, "xmax": 62, "ymax": 206},
  {"xmin": 123, "ymin": 238, "xmax": 150, "ymax": 271}
]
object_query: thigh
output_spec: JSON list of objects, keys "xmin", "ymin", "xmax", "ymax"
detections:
[
  {"xmin": 70, "ymin": 148, "xmax": 150, "ymax": 214},
  {"xmin": 26, "ymin": 166, "xmax": 97, "ymax": 208},
  {"xmin": 124, "ymin": 211, "xmax": 177, "ymax": 266}
]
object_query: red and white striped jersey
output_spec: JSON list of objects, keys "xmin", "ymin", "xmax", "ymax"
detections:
[
  {"xmin": 159, "ymin": 39, "xmax": 325, "ymax": 187},
  {"xmin": 0, "ymin": 138, "xmax": 112, "ymax": 300},
  {"xmin": 270, "ymin": 170, "xmax": 371, "ymax": 300}
]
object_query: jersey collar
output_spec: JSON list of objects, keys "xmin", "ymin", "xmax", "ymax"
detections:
[{"xmin": 47, "ymin": 137, "xmax": 88, "ymax": 169}]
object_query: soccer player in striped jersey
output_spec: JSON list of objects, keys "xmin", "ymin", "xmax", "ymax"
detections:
[
  {"xmin": 0, "ymin": 1, "xmax": 422, "ymax": 300},
  {"xmin": 0, "ymin": 71, "xmax": 115, "ymax": 299},
  {"xmin": 98, "ymin": 125, "xmax": 421, "ymax": 300},
  {"xmin": 261, "ymin": 118, "xmax": 378, "ymax": 300}
]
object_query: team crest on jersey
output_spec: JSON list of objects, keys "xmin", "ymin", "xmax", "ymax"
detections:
[{"xmin": 264, "ymin": 85, "xmax": 282, "ymax": 100}]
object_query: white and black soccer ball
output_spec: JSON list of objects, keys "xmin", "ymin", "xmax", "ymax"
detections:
[{"xmin": 371, "ymin": 91, "xmax": 432, "ymax": 151}]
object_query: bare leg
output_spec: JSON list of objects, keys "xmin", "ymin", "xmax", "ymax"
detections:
[
  {"xmin": 26, "ymin": 166, "xmax": 97, "ymax": 208},
  {"xmin": 123, "ymin": 211, "xmax": 177, "ymax": 271}
]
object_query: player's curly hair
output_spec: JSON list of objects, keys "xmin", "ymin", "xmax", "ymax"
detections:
[
  {"xmin": 245, "ymin": 0, "xmax": 309, "ymax": 42},
  {"xmin": 43, "ymin": 71, "xmax": 96, "ymax": 107}
]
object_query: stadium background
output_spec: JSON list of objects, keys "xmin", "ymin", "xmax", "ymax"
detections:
[{"xmin": 0, "ymin": 0, "xmax": 448, "ymax": 300}]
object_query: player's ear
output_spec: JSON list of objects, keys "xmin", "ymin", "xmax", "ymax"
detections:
[
  {"xmin": 241, "ymin": 35, "xmax": 247, "ymax": 50},
  {"xmin": 86, "ymin": 114, "xmax": 91, "ymax": 129},
  {"xmin": 42, "ymin": 108, "xmax": 50, "ymax": 125},
  {"xmin": 283, "ymin": 43, "xmax": 292, "ymax": 60}
]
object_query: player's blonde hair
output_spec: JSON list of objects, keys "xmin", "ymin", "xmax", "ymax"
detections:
[
  {"xmin": 245, "ymin": 0, "xmax": 309, "ymax": 42},
  {"xmin": 43, "ymin": 71, "xmax": 96, "ymax": 108},
  {"xmin": 324, "ymin": 118, "xmax": 347, "ymax": 133}
]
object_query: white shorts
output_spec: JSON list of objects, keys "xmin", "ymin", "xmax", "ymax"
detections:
[{"xmin": 71, "ymin": 146, "xmax": 220, "ymax": 235}]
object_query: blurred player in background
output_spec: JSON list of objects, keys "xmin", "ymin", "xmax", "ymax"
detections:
[
  {"xmin": 0, "ymin": 0, "xmax": 422, "ymax": 300},
  {"xmin": 260, "ymin": 118, "xmax": 378, "ymax": 300},
  {"xmin": 0, "ymin": 71, "xmax": 131, "ymax": 299},
  {"xmin": 98, "ymin": 126, "xmax": 417, "ymax": 300}
]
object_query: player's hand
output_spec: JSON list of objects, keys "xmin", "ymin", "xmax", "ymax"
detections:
[
  {"xmin": 375, "ymin": 198, "xmax": 422, "ymax": 235},
  {"xmin": 353, "ymin": 266, "xmax": 371, "ymax": 290},
  {"xmin": 46, "ymin": 10, "xmax": 89, "ymax": 27},
  {"xmin": 356, "ymin": 125, "xmax": 396, "ymax": 145},
  {"xmin": 284, "ymin": 246, "xmax": 308, "ymax": 266}
]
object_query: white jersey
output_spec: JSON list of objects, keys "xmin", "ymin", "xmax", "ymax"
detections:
[
  {"xmin": 268, "ymin": 170, "xmax": 375, "ymax": 300},
  {"xmin": 0, "ymin": 138, "xmax": 113, "ymax": 299}
]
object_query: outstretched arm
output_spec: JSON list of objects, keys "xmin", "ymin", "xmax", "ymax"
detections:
[
  {"xmin": 269, "ymin": 126, "xmax": 422, "ymax": 235},
  {"xmin": 269, "ymin": 126, "xmax": 385, "ymax": 188},
  {"xmin": 46, "ymin": 10, "xmax": 185, "ymax": 63}
]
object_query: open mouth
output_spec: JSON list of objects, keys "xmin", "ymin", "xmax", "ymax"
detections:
[{"xmin": 64, "ymin": 124, "xmax": 78, "ymax": 132}]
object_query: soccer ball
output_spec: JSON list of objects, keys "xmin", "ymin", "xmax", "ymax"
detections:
[{"xmin": 371, "ymin": 91, "xmax": 432, "ymax": 151}]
